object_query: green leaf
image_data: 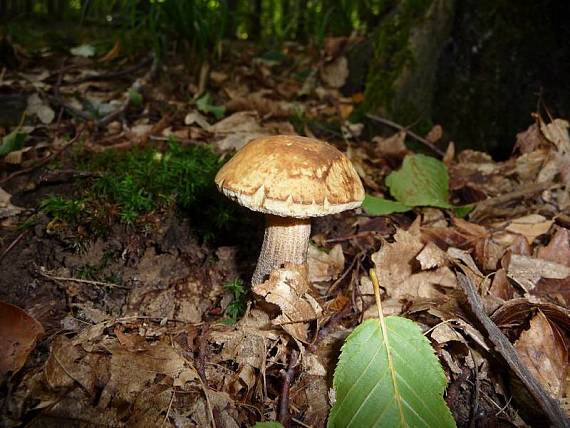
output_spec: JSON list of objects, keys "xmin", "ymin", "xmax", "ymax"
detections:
[
  {"xmin": 362, "ymin": 194, "xmax": 411, "ymax": 216},
  {"xmin": 251, "ymin": 422, "xmax": 284, "ymax": 428},
  {"xmin": 453, "ymin": 204, "xmax": 475, "ymax": 218},
  {"xmin": 386, "ymin": 154, "xmax": 452, "ymax": 209},
  {"xmin": 0, "ymin": 131, "xmax": 26, "ymax": 157},
  {"xmin": 196, "ymin": 93, "xmax": 226, "ymax": 120},
  {"xmin": 328, "ymin": 317, "xmax": 456, "ymax": 428}
]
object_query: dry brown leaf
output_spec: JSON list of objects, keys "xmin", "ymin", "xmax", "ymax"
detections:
[
  {"xmin": 184, "ymin": 110, "xmax": 210, "ymax": 129},
  {"xmin": 503, "ymin": 214, "xmax": 553, "ymax": 245},
  {"xmin": 372, "ymin": 228, "xmax": 456, "ymax": 299},
  {"xmin": 541, "ymin": 118, "xmax": 570, "ymax": 153},
  {"xmin": 320, "ymin": 56, "xmax": 349, "ymax": 88},
  {"xmin": 373, "ymin": 131, "xmax": 408, "ymax": 158},
  {"xmin": 488, "ymin": 268, "xmax": 514, "ymax": 301},
  {"xmin": 99, "ymin": 39, "xmax": 121, "ymax": 62},
  {"xmin": 0, "ymin": 301, "xmax": 44, "ymax": 377},
  {"xmin": 515, "ymin": 123, "xmax": 546, "ymax": 154},
  {"xmin": 515, "ymin": 311, "xmax": 568, "ymax": 398},
  {"xmin": 507, "ymin": 254, "xmax": 570, "ymax": 291},
  {"xmin": 226, "ymin": 91, "xmax": 297, "ymax": 118},
  {"xmin": 253, "ymin": 264, "xmax": 322, "ymax": 342},
  {"xmin": 430, "ymin": 323, "xmax": 467, "ymax": 345},
  {"xmin": 307, "ymin": 244, "xmax": 345, "ymax": 283},
  {"xmin": 425, "ymin": 124, "xmax": 443, "ymax": 143},
  {"xmin": 0, "ymin": 187, "xmax": 24, "ymax": 219},
  {"xmin": 537, "ymin": 228, "xmax": 570, "ymax": 267},
  {"xmin": 209, "ymin": 111, "xmax": 269, "ymax": 151}
]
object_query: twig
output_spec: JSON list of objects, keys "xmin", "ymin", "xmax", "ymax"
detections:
[
  {"xmin": 327, "ymin": 251, "xmax": 364, "ymax": 294},
  {"xmin": 457, "ymin": 273, "xmax": 570, "ymax": 428},
  {"xmin": 161, "ymin": 390, "xmax": 176, "ymax": 427},
  {"xmin": 47, "ymin": 94, "xmax": 93, "ymax": 122},
  {"xmin": 279, "ymin": 349, "xmax": 299, "ymax": 428},
  {"xmin": 324, "ymin": 230, "xmax": 382, "ymax": 243},
  {"xmin": 39, "ymin": 268, "xmax": 130, "ymax": 290},
  {"xmin": 470, "ymin": 182, "xmax": 559, "ymax": 219},
  {"xmin": 0, "ymin": 229, "xmax": 30, "ymax": 264},
  {"xmin": 366, "ymin": 113, "xmax": 445, "ymax": 157},
  {"xmin": 0, "ymin": 127, "xmax": 85, "ymax": 186},
  {"xmin": 68, "ymin": 56, "xmax": 153, "ymax": 84}
]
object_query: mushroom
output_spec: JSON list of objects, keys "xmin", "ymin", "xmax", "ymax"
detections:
[{"xmin": 215, "ymin": 135, "xmax": 364, "ymax": 285}]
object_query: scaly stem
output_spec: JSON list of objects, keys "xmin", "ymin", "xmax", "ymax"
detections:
[{"xmin": 251, "ymin": 215, "xmax": 311, "ymax": 286}]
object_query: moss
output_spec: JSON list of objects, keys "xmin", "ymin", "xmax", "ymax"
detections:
[
  {"xmin": 360, "ymin": 0, "xmax": 433, "ymax": 122},
  {"xmin": 40, "ymin": 140, "xmax": 237, "ymax": 242}
]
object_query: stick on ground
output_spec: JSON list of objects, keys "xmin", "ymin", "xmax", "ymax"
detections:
[{"xmin": 457, "ymin": 273, "xmax": 570, "ymax": 428}]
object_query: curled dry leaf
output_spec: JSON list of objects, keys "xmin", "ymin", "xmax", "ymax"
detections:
[
  {"xmin": 253, "ymin": 263, "xmax": 322, "ymax": 342},
  {"xmin": 307, "ymin": 244, "xmax": 345, "ymax": 283},
  {"xmin": 371, "ymin": 227, "xmax": 456, "ymax": 300},
  {"xmin": 209, "ymin": 111, "xmax": 269, "ymax": 152},
  {"xmin": 501, "ymin": 214, "xmax": 554, "ymax": 245},
  {"xmin": 515, "ymin": 311, "xmax": 568, "ymax": 399},
  {"xmin": 507, "ymin": 254, "xmax": 570, "ymax": 292},
  {"xmin": 537, "ymin": 227, "xmax": 570, "ymax": 267},
  {"xmin": 0, "ymin": 301, "xmax": 44, "ymax": 377}
]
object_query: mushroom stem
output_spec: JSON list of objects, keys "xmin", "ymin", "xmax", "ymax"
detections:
[{"xmin": 252, "ymin": 215, "xmax": 311, "ymax": 286}]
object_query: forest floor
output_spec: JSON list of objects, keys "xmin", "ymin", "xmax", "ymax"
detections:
[{"xmin": 1, "ymin": 36, "xmax": 569, "ymax": 428}]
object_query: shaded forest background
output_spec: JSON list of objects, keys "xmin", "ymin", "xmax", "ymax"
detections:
[{"xmin": 1, "ymin": 0, "xmax": 570, "ymax": 158}]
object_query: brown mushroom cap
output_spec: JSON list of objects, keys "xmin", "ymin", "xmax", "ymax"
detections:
[{"xmin": 215, "ymin": 135, "xmax": 365, "ymax": 218}]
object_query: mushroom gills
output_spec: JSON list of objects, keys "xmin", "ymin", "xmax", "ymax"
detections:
[{"xmin": 251, "ymin": 215, "xmax": 311, "ymax": 286}]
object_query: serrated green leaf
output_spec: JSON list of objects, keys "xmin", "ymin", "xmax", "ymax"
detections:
[
  {"xmin": 362, "ymin": 194, "xmax": 411, "ymax": 216},
  {"xmin": 386, "ymin": 154, "xmax": 452, "ymax": 209},
  {"xmin": 0, "ymin": 131, "xmax": 26, "ymax": 157},
  {"xmin": 328, "ymin": 317, "xmax": 455, "ymax": 428},
  {"xmin": 251, "ymin": 422, "xmax": 284, "ymax": 428},
  {"xmin": 196, "ymin": 93, "xmax": 226, "ymax": 120}
]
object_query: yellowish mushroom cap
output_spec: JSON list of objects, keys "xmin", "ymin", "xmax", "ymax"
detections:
[{"xmin": 215, "ymin": 135, "xmax": 365, "ymax": 218}]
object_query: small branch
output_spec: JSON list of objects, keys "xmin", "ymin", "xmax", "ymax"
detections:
[
  {"xmin": 0, "ymin": 126, "xmax": 85, "ymax": 186},
  {"xmin": 279, "ymin": 349, "xmax": 299, "ymax": 428},
  {"xmin": 39, "ymin": 268, "xmax": 130, "ymax": 290},
  {"xmin": 324, "ymin": 230, "xmax": 383, "ymax": 243},
  {"xmin": 457, "ymin": 273, "xmax": 570, "ymax": 428},
  {"xmin": 470, "ymin": 182, "xmax": 559, "ymax": 220},
  {"xmin": 0, "ymin": 229, "xmax": 30, "ymax": 264},
  {"xmin": 68, "ymin": 56, "xmax": 153, "ymax": 85},
  {"xmin": 366, "ymin": 113, "xmax": 445, "ymax": 157}
]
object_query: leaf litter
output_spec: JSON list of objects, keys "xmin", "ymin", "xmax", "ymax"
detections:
[{"xmin": 1, "ymin": 36, "xmax": 570, "ymax": 428}]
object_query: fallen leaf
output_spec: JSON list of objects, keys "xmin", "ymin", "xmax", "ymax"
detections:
[
  {"xmin": 26, "ymin": 93, "xmax": 55, "ymax": 124},
  {"xmin": 0, "ymin": 301, "xmax": 44, "ymax": 377},
  {"xmin": 540, "ymin": 118, "xmax": 570, "ymax": 153},
  {"xmin": 515, "ymin": 311, "xmax": 568, "ymax": 398},
  {"xmin": 253, "ymin": 264, "xmax": 322, "ymax": 342},
  {"xmin": 307, "ymin": 244, "xmax": 345, "ymax": 283},
  {"xmin": 503, "ymin": 214, "xmax": 553, "ymax": 245},
  {"xmin": 320, "ymin": 56, "xmax": 349, "ymax": 88},
  {"xmin": 184, "ymin": 110, "xmax": 211, "ymax": 129},
  {"xmin": 70, "ymin": 44, "xmax": 96, "ymax": 58},
  {"xmin": 373, "ymin": 131, "xmax": 408, "ymax": 158},
  {"xmin": 99, "ymin": 39, "xmax": 121, "ymax": 62},
  {"xmin": 371, "ymin": 227, "xmax": 456, "ymax": 299},
  {"xmin": 537, "ymin": 227, "xmax": 570, "ymax": 267},
  {"xmin": 507, "ymin": 254, "xmax": 570, "ymax": 291},
  {"xmin": 0, "ymin": 187, "xmax": 24, "ymax": 218}
]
